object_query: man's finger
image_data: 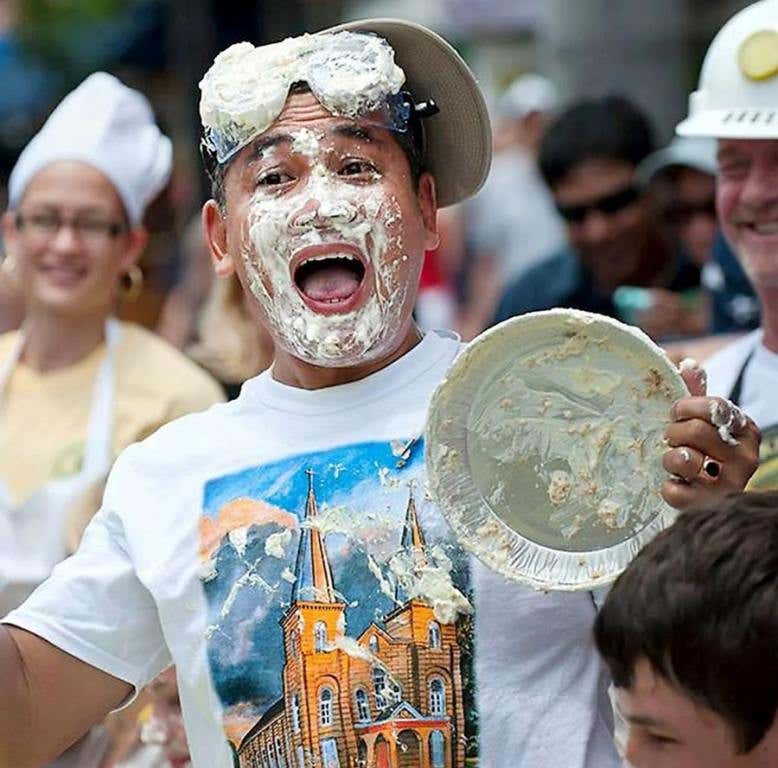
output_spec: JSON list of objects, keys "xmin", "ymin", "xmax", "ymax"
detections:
[
  {"xmin": 660, "ymin": 478, "xmax": 716, "ymax": 509},
  {"xmin": 677, "ymin": 358, "xmax": 707, "ymax": 398},
  {"xmin": 665, "ymin": 419, "xmax": 734, "ymax": 462},
  {"xmin": 663, "ymin": 446, "xmax": 708, "ymax": 482}
]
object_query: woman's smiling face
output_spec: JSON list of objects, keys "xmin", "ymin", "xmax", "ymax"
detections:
[{"xmin": 210, "ymin": 90, "xmax": 438, "ymax": 368}]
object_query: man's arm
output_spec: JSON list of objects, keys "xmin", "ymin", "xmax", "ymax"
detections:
[{"xmin": 0, "ymin": 625, "xmax": 131, "ymax": 768}]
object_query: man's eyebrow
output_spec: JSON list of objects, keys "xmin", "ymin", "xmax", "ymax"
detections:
[
  {"xmin": 330, "ymin": 123, "xmax": 385, "ymax": 145},
  {"xmin": 247, "ymin": 133, "xmax": 293, "ymax": 160},
  {"xmin": 625, "ymin": 714, "xmax": 665, "ymax": 728},
  {"xmin": 717, "ymin": 147, "xmax": 742, "ymax": 162}
]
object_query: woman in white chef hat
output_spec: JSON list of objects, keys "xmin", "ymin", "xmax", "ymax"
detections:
[{"xmin": 0, "ymin": 73, "xmax": 224, "ymax": 618}]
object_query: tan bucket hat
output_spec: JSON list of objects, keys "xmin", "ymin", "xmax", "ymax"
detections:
[{"xmin": 326, "ymin": 18, "xmax": 492, "ymax": 208}]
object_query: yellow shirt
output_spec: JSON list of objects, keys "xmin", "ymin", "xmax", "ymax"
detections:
[{"xmin": 0, "ymin": 322, "xmax": 225, "ymax": 505}]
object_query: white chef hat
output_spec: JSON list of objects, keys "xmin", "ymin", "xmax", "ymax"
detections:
[{"xmin": 8, "ymin": 72, "xmax": 172, "ymax": 226}]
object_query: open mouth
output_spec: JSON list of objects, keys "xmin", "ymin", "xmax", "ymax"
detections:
[
  {"xmin": 747, "ymin": 221, "xmax": 778, "ymax": 236},
  {"xmin": 292, "ymin": 245, "xmax": 368, "ymax": 314}
]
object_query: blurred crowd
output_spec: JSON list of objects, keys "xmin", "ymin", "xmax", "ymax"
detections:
[
  {"xmin": 420, "ymin": 75, "xmax": 761, "ymax": 354},
  {"xmin": 0, "ymin": 12, "xmax": 768, "ymax": 768}
]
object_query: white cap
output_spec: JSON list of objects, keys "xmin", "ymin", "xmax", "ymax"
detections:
[
  {"xmin": 677, "ymin": 0, "xmax": 778, "ymax": 139},
  {"xmin": 636, "ymin": 137, "xmax": 718, "ymax": 184},
  {"xmin": 498, "ymin": 74, "xmax": 558, "ymax": 120},
  {"xmin": 8, "ymin": 72, "xmax": 172, "ymax": 226}
]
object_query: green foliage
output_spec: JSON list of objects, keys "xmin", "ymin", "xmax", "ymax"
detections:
[{"xmin": 17, "ymin": 0, "xmax": 126, "ymax": 72}]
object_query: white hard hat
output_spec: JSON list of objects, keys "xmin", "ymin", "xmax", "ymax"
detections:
[{"xmin": 676, "ymin": 0, "xmax": 778, "ymax": 139}]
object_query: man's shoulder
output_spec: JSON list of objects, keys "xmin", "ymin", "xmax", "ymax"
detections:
[
  {"xmin": 117, "ymin": 323, "xmax": 225, "ymax": 407},
  {"xmin": 494, "ymin": 247, "xmax": 578, "ymax": 323},
  {"xmin": 705, "ymin": 329, "xmax": 762, "ymax": 396}
]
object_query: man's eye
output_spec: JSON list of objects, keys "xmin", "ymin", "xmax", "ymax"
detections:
[
  {"xmin": 340, "ymin": 160, "xmax": 377, "ymax": 177},
  {"xmin": 646, "ymin": 733, "xmax": 678, "ymax": 746},
  {"xmin": 719, "ymin": 160, "xmax": 748, "ymax": 177},
  {"xmin": 258, "ymin": 170, "xmax": 293, "ymax": 187}
]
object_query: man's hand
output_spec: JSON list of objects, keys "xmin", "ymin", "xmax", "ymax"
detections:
[{"xmin": 660, "ymin": 361, "xmax": 761, "ymax": 509}]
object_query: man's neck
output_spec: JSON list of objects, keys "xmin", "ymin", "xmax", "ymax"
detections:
[
  {"xmin": 271, "ymin": 323, "xmax": 423, "ymax": 390},
  {"xmin": 759, "ymin": 286, "xmax": 778, "ymax": 353},
  {"xmin": 20, "ymin": 311, "xmax": 108, "ymax": 373}
]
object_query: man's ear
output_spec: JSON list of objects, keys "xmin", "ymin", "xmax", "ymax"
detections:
[
  {"xmin": 417, "ymin": 172, "xmax": 440, "ymax": 252},
  {"xmin": 1, "ymin": 211, "xmax": 19, "ymax": 258},
  {"xmin": 203, "ymin": 199, "xmax": 235, "ymax": 277}
]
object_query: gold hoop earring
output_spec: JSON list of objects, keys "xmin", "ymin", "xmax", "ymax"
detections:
[{"xmin": 121, "ymin": 264, "xmax": 144, "ymax": 302}]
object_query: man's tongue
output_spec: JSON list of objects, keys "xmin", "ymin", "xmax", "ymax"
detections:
[{"xmin": 299, "ymin": 263, "xmax": 361, "ymax": 302}]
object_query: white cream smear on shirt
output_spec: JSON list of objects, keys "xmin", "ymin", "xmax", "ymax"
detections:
[{"xmin": 241, "ymin": 129, "xmax": 407, "ymax": 365}]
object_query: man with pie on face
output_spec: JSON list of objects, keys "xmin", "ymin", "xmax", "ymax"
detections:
[{"xmin": 0, "ymin": 19, "xmax": 760, "ymax": 768}]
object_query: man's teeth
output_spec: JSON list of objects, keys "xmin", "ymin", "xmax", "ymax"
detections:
[
  {"xmin": 751, "ymin": 222, "xmax": 778, "ymax": 235},
  {"xmin": 301, "ymin": 253, "xmax": 359, "ymax": 266}
]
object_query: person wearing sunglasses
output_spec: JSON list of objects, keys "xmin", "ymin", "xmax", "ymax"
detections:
[
  {"xmin": 638, "ymin": 137, "xmax": 719, "ymax": 272},
  {"xmin": 494, "ymin": 96, "xmax": 701, "ymax": 341}
]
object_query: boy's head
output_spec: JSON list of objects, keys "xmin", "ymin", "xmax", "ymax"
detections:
[
  {"xmin": 594, "ymin": 492, "xmax": 778, "ymax": 768},
  {"xmin": 199, "ymin": 22, "xmax": 490, "ymax": 370},
  {"xmin": 539, "ymin": 95, "xmax": 656, "ymax": 288}
]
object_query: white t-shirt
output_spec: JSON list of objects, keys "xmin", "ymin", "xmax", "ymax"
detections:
[
  {"xmin": 706, "ymin": 329, "xmax": 778, "ymax": 490},
  {"xmin": 3, "ymin": 331, "xmax": 619, "ymax": 768}
]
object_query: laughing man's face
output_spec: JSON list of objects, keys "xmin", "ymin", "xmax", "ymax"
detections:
[
  {"xmin": 208, "ymin": 90, "xmax": 438, "ymax": 368},
  {"xmin": 717, "ymin": 138, "xmax": 778, "ymax": 290}
]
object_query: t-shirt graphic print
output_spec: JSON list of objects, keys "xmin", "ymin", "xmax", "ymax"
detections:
[{"xmin": 199, "ymin": 439, "xmax": 478, "ymax": 768}]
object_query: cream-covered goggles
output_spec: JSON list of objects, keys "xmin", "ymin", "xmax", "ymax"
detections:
[{"xmin": 200, "ymin": 31, "xmax": 413, "ymax": 164}]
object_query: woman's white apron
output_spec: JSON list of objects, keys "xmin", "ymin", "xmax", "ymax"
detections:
[{"xmin": 0, "ymin": 319, "xmax": 120, "ymax": 616}]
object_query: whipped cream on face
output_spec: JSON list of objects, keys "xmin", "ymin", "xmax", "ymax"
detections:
[
  {"xmin": 241, "ymin": 129, "xmax": 409, "ymax": 366},
  {"xmin": 199, "ymin": 31, "xmax": 405, "ymax": 162}
]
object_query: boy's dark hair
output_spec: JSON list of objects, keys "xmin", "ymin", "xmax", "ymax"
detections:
[
  {"xmin": 202, "ymin": 81, "xmax": 425, "ymax": 209},
  {"xmin": 539, "ymin": 95, "xmax": 655, "ymax": 189},
  {"xmin": 594, "ymin": 492, "xmax": 778, "ymax": 754}
]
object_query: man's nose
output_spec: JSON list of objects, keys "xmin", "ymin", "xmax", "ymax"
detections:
[
  {"xmin": 289, "ymin": 197, "xmax": 358, "ymax": 229},
  {"xmin": 739, "ymin": 164, "xmax": 778, "ymax": 209},
  {"xmin": 580, "ymin": 209, "xmax": 613, "ymax": 244}
]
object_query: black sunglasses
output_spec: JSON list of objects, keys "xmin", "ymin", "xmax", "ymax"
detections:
[{"xmin": 556, "ymin": 184, "xmax": 642, "ymax": 224}]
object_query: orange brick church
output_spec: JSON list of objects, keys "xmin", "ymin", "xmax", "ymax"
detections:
[{"xmin": 238, "ymin": 471, "xmax": 468, "ymax": 768}]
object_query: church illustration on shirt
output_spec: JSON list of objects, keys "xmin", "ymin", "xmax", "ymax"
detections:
[{"xmin": 236, "ymin": 470, "xmax": 467, "ymax": 768}]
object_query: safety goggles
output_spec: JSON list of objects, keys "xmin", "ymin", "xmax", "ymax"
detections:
[
  {"xmin": 556, "ymin": 184, "xmax": 643, "ymax": 224},
  {"xmin": 200, "ymin": 31, "xmax": 417, "ymax": 164}
]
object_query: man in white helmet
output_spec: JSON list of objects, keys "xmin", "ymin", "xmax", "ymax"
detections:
[{"xmin": 677, "ymin": 0, "xmax": 778, "ymax": 490}]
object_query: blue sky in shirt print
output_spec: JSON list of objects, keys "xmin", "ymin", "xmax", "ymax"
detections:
[{"xmin": 199, "ymin": 438, "xmax": 468, "ymax": 716}]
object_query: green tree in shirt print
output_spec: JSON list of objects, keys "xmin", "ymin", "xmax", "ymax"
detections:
[{"xmin": 199, "ymin": 439, "xmax": 479, "ymax": 768}]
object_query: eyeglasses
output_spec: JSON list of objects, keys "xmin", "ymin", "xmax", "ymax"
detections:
[
  {"xmin": 662, "ymin": 199, "xmax": 716, "ymax": 226},
  {"xmin": 15, "ymin": 211, "xmax": 126, "ymax": 246},
  {"xmin": 556, "ymin": 184, "xmax": 642, "ymax": 224}
]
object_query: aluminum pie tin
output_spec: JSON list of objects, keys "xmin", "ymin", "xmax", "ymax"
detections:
[{"xmin": 425, "ymin": 309, "xmax": 688, "ymax": 591}]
